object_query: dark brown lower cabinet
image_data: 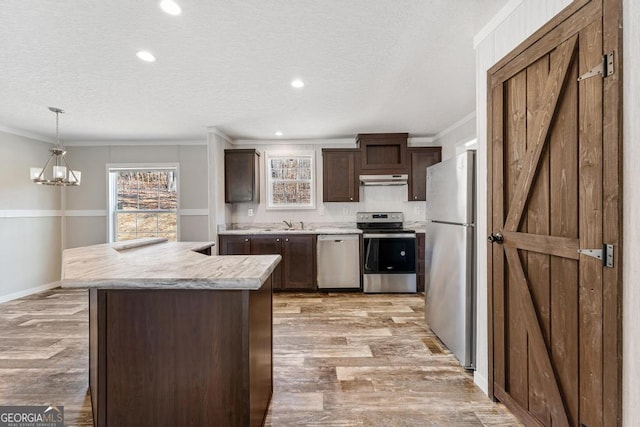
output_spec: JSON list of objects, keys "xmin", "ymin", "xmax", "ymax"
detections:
[
  {"xmin": 282, "ymin": 235, "xmax": 316, "ymax": 290},
  {"xmin": 219, "ymin": 234, "xmax": 316, "ymax": 291},
  {"xmin": 251, "ymin": 236, "xmax": 284, "ymax": 289},
  {"xmin": 417, "ymin": 233, "xmax": 425, "ymax": 292},
  {"xmin": 89, "ymin": 278, "xmax": 273, "ymax": 427},
  {"xmin": 219, "ymin": 235, "xmax": 251, "ymax": 255}
]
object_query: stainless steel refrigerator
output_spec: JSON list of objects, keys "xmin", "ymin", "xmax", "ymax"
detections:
[{"xmin": 424, "ymin": 150, "xmax": 476, "ymax": 369}]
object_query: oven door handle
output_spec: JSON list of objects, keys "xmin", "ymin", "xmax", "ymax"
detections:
[
  {"xmin": 363, "ymin": 233, "xmax": 416, "ymax": 239},
  {"xmin": 364, "ymin": 239, "xmax": 372, "ymax": 272}
]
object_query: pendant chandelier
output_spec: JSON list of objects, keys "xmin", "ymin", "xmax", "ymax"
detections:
[{"xmin": 30, "ymin": 107, "xmax": 81, "ymax": 186}]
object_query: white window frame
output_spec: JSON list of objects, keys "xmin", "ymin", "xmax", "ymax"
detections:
[
  {"xmin": 264, "ymin": 151, "xmax": 316, "ymax": 210},
  {"xmin": 106, "ymin": 163, "xmax": 180, "ymax": 243}
]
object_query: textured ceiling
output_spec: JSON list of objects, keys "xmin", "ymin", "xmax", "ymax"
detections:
[{"xmin": 0, "ymin": 0, "xmax": 508, "ymax": 142}]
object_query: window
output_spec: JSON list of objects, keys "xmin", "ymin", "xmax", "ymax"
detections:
[
  {"xmin": 108, "ymin": 165, "xmax": 178, "ymax": 242},
  {"xmin": 265, "ymin": 152, "xmax": 315, "ymax": 210}
]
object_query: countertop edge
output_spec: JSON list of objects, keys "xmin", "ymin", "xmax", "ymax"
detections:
[
  {"xmin": 61, "ymin": 278, "xmax": 266, "ymax": 291},
  {"xmin": 218, "ymin": 229, "xmax": 362, "ymax": 235}
]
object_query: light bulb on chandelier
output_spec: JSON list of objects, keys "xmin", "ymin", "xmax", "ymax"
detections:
[{"xmin": 30, "ymin": 107, "xmax": 81, "ymax": 186}]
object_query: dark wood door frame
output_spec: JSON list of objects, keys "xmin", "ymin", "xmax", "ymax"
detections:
[{"xmin": 486, "ymin": 0, "xmax": 622, "ymax": 425}]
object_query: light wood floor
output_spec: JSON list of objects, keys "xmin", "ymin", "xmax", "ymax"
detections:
[{"xmin": 0, "ymin": 289, "xmax": 519, "ymax": 426}]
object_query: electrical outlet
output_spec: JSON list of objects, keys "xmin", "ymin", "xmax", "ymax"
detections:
[{"xmin": 247, "ymin": 208, "xmax": 254, "ymax": 217}]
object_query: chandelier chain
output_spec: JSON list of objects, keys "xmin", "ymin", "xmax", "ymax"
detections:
[{"xmin": 49, "ymin": 106, "xmax": 65, "ymax": 148}]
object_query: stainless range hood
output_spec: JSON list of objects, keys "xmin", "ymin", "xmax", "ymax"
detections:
[{"xmin": 359, "ymin": 174, "xmax": 408, "ymax": 186}]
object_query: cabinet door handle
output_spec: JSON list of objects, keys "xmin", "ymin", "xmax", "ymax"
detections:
[
  {"xmin": 244, "ymin": 238, "xmax": 249, "ymax": 242},
  {"xmin": 350, "ymin": 197, "xmax": 353, "ymax": 201},
  {"xmin": 285, "ymin": 238, "xmax": 289, "ymax": 242},
  {"xmin": 276, "ymin": 238, "xmax": 280, "ymax": 242},
  {"xmin": 414, "ymin": 196, "xmax": 418, "ymax": 200}
]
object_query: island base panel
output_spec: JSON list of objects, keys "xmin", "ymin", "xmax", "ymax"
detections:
[{"xmin": 89, "ymin": 281, "xmax": 272, "ymax": 427}]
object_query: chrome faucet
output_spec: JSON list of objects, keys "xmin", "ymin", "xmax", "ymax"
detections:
[
  {"xmin": 299, "ymin": 221, "xmax": 304, "ymax": 230},
  {"xmin": 282, "ymin": 220, "xmax": 292, "ymax": 229}
]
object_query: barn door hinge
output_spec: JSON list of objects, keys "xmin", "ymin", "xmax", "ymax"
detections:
[
  {"xmin": 577, "ymin": 51, "xmax": 615, "ymax": 81},
  {"xmin": 578, "ymin": 244, "xmax": 614, "ymax": 268}
]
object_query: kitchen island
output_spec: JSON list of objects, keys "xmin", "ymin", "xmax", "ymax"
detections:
[{"xmin": 62, "ymin": 238, "xmax": 280, "ymax": 427}]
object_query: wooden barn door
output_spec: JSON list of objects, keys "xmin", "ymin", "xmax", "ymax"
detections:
[{"xmin": 487, "ymin": 1, "xmax": 621, "ymax": 426}]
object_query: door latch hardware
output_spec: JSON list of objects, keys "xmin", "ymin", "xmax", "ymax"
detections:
[
  {"xmin": 488, "ymin": 233, "xmax": 504, "ymax": 244},
  {"xmin": 578, "ymin": 244, "xmax": 614, "ymax": 268},
  {"xmin": 577, "ymin": 51, "xmax": 614, "ymax": 81}
]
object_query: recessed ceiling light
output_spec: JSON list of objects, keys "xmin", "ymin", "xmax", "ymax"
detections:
[
  {"xmin": 160, "ymin": 0, "xmax": 182, "ymax": 15},
  {"xmin": 136, "ymin": 51, "xmax": 156, "ymax": 62},
  {"xmin": 291, "ymin": 79, "xmax": 304, "ymax": 88},
  {"xmin": 275, "ymin": 131, "xmax": 283, "ymax": 137}
]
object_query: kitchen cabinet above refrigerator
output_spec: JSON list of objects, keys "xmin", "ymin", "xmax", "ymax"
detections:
[{"xmin": 408, "ymin": 147, "xmax": 442, "ymax": 201}]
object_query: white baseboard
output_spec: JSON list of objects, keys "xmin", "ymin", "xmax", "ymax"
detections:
[
  {"xmin": 0, "ymin": 281, "xmax": 61, "ymax": 304},
  {"xmin": 474, "ymin": 371, "xmax": 489, "ymax": 396}
]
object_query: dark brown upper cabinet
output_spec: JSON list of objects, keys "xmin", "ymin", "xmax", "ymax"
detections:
[
  {"xmin": 225, "ymin": 149, "xmax": 260, "ymax": 203},
  {"xmin": 322, "ymin": 149, "xmax": 360, "ymax": 202},
  {"xmin": 357, "ymin": 133, "xmax": 409, "ymax": 174},
  {"xmin": 408, "ymin": 147, "xmax": 442, "ymax": 201}
]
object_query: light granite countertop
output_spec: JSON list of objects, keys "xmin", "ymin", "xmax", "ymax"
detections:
[
  {"xmin": 218, "ymin": 221, "xmax": 427, "ymax": 235},
  {"xmin": 218, "ymin": 227, "xmax": 362, "ymax": 235},
  {"xmin": 60, "ymin": 238, "xmax": 281, "ymax": 290},
  {"xmin": 218, "ymin": 222, "xmax": 362, "ymax": 235}
]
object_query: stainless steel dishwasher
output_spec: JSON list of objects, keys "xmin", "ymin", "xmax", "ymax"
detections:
[{"xmin": 317, "ymin": 235, "xmax": 360, "ymax": 289}]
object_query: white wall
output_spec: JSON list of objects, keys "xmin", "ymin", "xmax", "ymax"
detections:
[
  {"xmin": 433, "ymin": 113, "xmax": 477, "ymax": 161},
  {"xmin": 475, "ymin": 0, "xmax": 639, "ymax": 424},
  {"xmin": 0, "ymin": 131, "xmax": 62, "ymax": 302},
  {"xmin": 64, "ymin": 142, "xmax": 209, "ymax": 248},
  {"xmin": 207, "ymin": 130, "xmax": 233, "ymax": 255},
  {"xmin": 224, "ymin": 138, "xmax": 440, "ymax": 226},
  {"xmin": 623, "ymin": 0, "xmax": 640, "ymax": 423}
]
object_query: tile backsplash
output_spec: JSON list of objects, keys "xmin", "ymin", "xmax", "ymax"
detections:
[{"xmin": 231, "ymin": 184, "xmax": 426, "ymax": 224}]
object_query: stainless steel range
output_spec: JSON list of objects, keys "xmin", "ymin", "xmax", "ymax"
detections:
[{"xmin": 357, "ymin": 212, "xmax": 417, "ymax": 293}]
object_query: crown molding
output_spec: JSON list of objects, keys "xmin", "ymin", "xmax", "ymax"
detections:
[
  {"xmin": 63, "ymin": 139, "xmax": 207, "ymax": 147},
  {"xmin": 473, "ymin": 0, "xmax": 524, "ymax": 48},
  {"xmin": 206, "ymin": 127, "xmax": 233, "ymax": 144},
  {"xmin": 408, "ymin": 136, "xmax": 436, "ymax": 146},
  {"xmin": 0, "ymin": 125, "xmax": 55, "ymax": 144},
  {"xmin": 434, "ymin": 112, "xmax": 476, "ymax": 141},
  {"xmin": 230, "ymin": 137, "xmax": 356, "ymax": 146}
]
